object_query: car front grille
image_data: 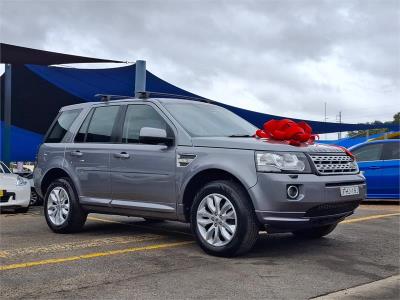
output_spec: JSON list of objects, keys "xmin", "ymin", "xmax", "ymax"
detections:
[{"xmin": 309, "ymin": 154, "xmax": 359, "ymax": 175}]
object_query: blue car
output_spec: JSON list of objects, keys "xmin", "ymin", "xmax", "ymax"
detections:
[{"xmin": 350, "ymin": 139, "xmax": 400, "ymax": 200}]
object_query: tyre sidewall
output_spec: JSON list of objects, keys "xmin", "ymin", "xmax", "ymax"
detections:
[
  {"xmin": 191, "ymin": 181, "xmax": 255, "ymax": 256},
  {"xmin": 44, "ymin": 178, "xmax": 85, "ymax": 233}
]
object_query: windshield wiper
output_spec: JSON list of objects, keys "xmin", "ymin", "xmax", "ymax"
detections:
[{"xmin": 227, "ymin": 134, "xmax": 254, "ymax": 138}]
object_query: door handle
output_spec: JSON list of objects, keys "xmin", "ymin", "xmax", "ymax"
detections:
[
  {"xmin": 368, "ymin": 166, "xmax": 380, "ymax": 169},
  {"xmin": 114, "ymin": 152, "xmax": 130, "ymax": 159},
  {"xmin": 70, "ymin": 150, "xmax": 83, "ymax": 157}
]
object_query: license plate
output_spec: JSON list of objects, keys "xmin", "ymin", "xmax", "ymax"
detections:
[
  {"xmin": 340, "ymin": 185, "xmax": 359, "ymax": 197},
  {"xmin": 0, "ymin": 190, "xmax": 4, "ymax": 197}
]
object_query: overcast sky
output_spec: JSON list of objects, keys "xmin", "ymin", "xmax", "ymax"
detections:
[{"xmin": 1, "ymin": 0, "xmax": 399, "ymax": 125}]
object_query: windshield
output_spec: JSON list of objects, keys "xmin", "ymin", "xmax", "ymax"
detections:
[{"xmin": 164, "ymin": 102, "xmax": 257, "ymax": 137}]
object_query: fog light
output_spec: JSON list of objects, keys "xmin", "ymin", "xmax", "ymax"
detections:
[{"xmin": 287, "ymin": 185, "xmax": 299, "ymax": 199}]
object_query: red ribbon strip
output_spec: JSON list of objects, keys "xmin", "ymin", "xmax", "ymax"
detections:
[{"xmin": 255, "ymin": 119, "xmax": 319, "ymax": 146}]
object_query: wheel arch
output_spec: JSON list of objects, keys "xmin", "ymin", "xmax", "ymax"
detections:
[
  {"xmin": 40, "ymin": 168, "xmax": 74, "ymax": 196},
  {"xmin": 180, "ymin": 168, "xmax": 255, "ymax": 222}
]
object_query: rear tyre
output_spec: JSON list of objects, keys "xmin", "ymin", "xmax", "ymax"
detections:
[
  {"xmin": 191, "ymin": 180, "xmax": 259, "ymax": 257},
  {"xmin": 292, "ymin": 223, "xmax": 338, "ymax": 239},
  {"xmin": 30, "ymin": 189, "xmax": 43, "ymax": 206},
  {"xmin": 44, "ymin": 177, "xmax": 87, "ymax": 233}
]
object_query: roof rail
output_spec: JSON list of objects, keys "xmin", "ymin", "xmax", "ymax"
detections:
[
  {"xmin": 146, "ymin": 91, "xmax": 213, "ymax": 103},
  {"xmin": 94, "ymin": 94, "xmax": 133, "ymax": 102},
  {"xmin": 94, "ymin": 92, "xmax": 214, "ymax": 104}
]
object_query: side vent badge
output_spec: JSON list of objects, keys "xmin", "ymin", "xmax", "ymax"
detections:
[{"xmin": 177, "ymin": 154, "xmax": 197, "ymax": 167}]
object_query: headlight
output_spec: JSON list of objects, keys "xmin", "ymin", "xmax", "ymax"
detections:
[
  {"xmin": 255, "ymin": 152, "xmax": 311, "ymax": 173},
  {"xmin": 16, "ymin": 176, "xmax": 28, "ymax": 186}
]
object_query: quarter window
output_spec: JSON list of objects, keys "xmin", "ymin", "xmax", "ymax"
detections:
[
  {"xmin": 77, "ymin": 106, "xmax": 119, "ymax": 143},
  {"xmin": 45, "ymin": 109, "xmax": 81, "ymax": 143},
  {"xmin": 122, "ymin": 105, "xmax": 172, "ymax": 144},
  {"xmin": 353, "ymin": 143, "xmax": 383, "ymax": 162}
]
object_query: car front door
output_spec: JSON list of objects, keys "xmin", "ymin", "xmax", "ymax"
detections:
[
  {"xmin": 65, "ymin": 105, "xmax": 121, "ymax": 205},
  {"xmin": 110, "ymin": 104, "xmax": 176, "ymax": 217},
  {"xmin": 352, "ymin": 143, "xmax": 384, "ymax": 198},
  {"xmin": 380, "ymin": 142, "xmax": 400, "ymax": 198}
]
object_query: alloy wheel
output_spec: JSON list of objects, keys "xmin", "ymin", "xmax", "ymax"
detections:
[
  {"xmin": 196, "ymin": 193, "xmax": 237, "ymax": 247},
  {"xmin": 47, "ymin": 187, "xmax": 70, "ymax": 226}
]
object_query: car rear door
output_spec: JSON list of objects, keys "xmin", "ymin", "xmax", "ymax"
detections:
[
  {"xmin": 379, "ymin": 141, "xmax": 400, "ymax": 198},
  {"xmin": 36, "ymin": 108, "xmax": 82, "ymax": 196},
  {"xmin": 352, "ymin": 142, "xmax": 384, "ymax": 198},
  {"xmin": 65, "ymin": 105, "xmax": 121, "ymax": 205},
  {"xmin": 110, "ymin": 103, "xmax": 177, "ymax": 217}
]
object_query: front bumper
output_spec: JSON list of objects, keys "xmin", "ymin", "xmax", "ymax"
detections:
[
  {"xmin": 248, "ymin": 172, "xmax": 366, "ymax": 232},
  {"xmin": 0, "ymin": 185, "xmax": 30, "ymax": 208}
]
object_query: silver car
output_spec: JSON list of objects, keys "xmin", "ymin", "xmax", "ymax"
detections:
[{"xmin": 34, "ymin": 98, "xmax": 366, "ymax": 256}]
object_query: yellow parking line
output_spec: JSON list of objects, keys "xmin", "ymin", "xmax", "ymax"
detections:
[
  {"xmin": 359, "ymin": 205, "xmax": 400, "ymax": 212},
  {"xmin": 341, "ymin": 213, "xmax": 400, "ymax": 224},
  {"xmin": 0, "ymin": 235, "xmax": 163, "ymax": 258},
  {"xmin": 0, "ymin": 241, "xmax": 194, "ymax": 271}
]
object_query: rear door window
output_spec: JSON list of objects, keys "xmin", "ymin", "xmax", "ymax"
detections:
[
  {"xmin": 80, "ymin": 106, "xmax": 120, "ymax": 143},
  {"xmin": 382, "ymin": 142, "xmax": 400, "ymax": 160},
  {"xmin": 352, "ymin": 143, "xmax": 383, "ymax": 162},
  {"xmin": 45, "ymin": 109, "xmax": 81, "ymax": 143}
]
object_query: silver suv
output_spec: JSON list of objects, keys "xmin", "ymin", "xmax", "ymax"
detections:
[{"xmin": 34, "ymin": 98, "xmax": 366, "ymax": 256}]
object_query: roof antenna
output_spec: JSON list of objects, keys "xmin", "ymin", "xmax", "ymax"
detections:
[{"xmin": 135, "ymin": 60, "xmax": 148, "ymax": 99}]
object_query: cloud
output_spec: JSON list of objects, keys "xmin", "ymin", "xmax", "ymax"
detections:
[{"xmin": 0, "ymin": 0, "xmax": 399, "ymax": 124}]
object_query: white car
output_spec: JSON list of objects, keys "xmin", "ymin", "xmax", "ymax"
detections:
[{"xmin": 0, "ymin": 161, "xmax": 30, "ymax": 212}]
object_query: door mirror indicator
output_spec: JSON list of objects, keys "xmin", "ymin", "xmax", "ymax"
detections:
[{"xmin": 139, "ymin": 127, "xmax": 173, "ymax": 146}]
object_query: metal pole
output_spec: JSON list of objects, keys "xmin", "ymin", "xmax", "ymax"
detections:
[
  {"xmin": 2, "ymin": 64, "xmax": 12, "ymax": 164},
  {"xmin": 135, "ymin": 60, "xmax": 147, "ymax": 98},
  {"xmin": 324, "ymin": 102, "xmax": 327, "ymax": 140},
  {"xmin": 338, "ymin": 111, "xmax": 342, "ymax": 139}
]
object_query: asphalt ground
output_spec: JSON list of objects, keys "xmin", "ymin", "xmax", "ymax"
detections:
[{"xmin": 0, "ymin": 203, "xmax": 399, "ymax": 300}]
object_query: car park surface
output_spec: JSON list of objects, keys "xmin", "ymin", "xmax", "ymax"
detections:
[{"xmin": 0, "ymin": 204, "xmax": 399, "ymax": 300}]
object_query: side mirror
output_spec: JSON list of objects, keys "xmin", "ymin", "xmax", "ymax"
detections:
[{"xmin": 139, "ymin": 127, "xmax": 174, "ymax": 146}]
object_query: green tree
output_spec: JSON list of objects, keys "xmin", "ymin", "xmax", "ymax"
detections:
[
  {"xmin": 346, "ymin": 112, "xmax": 399, "ymax": 138},
  {"xmin": 393, "ymin": 112, "xmax": 400, "ymax": 124}
]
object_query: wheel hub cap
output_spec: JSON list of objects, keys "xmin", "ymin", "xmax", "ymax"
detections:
[
  {"xmin": 196, "ymin": 193, "xmax": 237, "ymax": 247},
  {"xmin": 47, "ymin": 187, "xmax": 70, "ymax": 226}
]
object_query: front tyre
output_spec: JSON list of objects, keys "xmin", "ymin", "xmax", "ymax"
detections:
[
  {"xmin": 44, "ymin": 178, "xmax": 87, "ymax": 233},
  {"xmin": 292, "ymin": 223, "xmax": 338, "ymax": 239},
  {"xmin": 191, "ymin": 180, "xmax": 259, "ymax": 257}
]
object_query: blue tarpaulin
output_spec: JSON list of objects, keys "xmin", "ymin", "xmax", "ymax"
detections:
[{"xmin": 1, "ymin": 64, "xmax": 398, "ymax": 162}]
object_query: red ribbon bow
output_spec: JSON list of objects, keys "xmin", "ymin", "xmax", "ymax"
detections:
[{"xmin": 255, "ymin": 119, "xmax": 319, "ymax": 146}]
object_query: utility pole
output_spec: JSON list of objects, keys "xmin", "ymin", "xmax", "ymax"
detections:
[
  {"xmin": 324, "ymin": 102, "xmax": 327, "ymax": 140},
  {"xmin": 2, "ymin": 64, "xmax": 12, "ymax": 164}
]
